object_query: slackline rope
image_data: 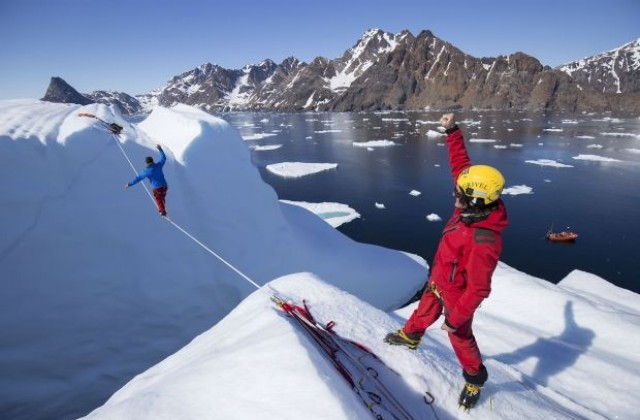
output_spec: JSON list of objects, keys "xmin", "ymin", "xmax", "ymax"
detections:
[{"xmin": 111, "ymin": 131, "xmax": 262, "ymax": 290}]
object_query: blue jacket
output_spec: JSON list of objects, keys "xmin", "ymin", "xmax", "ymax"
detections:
[{"xmin": 128, "ymin": 148, "xmax": 167, "ymax": 189}]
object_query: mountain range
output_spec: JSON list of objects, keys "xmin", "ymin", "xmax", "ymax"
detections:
[{"xmin": 41, "ymin": 28, "xmax": 640, "ymax": 114}]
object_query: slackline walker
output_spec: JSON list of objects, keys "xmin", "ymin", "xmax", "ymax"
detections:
[{"xmin": 78, "ymin": 113, "xmax": 262, "ymax": 290}]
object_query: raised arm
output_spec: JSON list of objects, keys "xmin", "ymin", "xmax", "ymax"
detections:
[
  {"xmin": 157, "ymin": 145, "xmax": 166, "ymax": 166},
  {"xmin": 440, "ymin": 113, "xmax": 472, "ymax": 181}
]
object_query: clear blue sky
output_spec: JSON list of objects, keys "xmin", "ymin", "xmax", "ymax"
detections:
[{"xmin": 1, "ymin": 0, "xmax": 638, "ymax": 100}]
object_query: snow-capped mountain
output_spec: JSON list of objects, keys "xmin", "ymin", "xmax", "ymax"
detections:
[
  {"xmin": 149, "ymin": 29, "xmax": 640, "ymax": 113},
  {"xmin": 557, "ymin": 38, "xmax": 640, "ymax": 94},
  {"xmin": 152, "ymin": 29, "xmax": 412, "ymax": 112},
  {"xmin": 157, "ymin": 63, "xmax": 243, "ymax": 111},
  {"xmin": 330, "ymin": 29, "xmax": 410, "ymax": 93},
  {"xmin": 85, "ymin": 90, "xmax": 143, "ymax": 115},
  {"xmin": 42, "ymin": 29, "xmax": 640, "ymax": 114}
]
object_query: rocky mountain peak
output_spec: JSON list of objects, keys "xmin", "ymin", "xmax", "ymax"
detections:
[
  {"xmin": 85, "ymin": 90, "xmax": 143, "ymax": 115},
  {"xmin": 41, "ymin": 77, "xmax": 94, "ymax": 105},
  {"xmin": 280, "ymin": 56, "xmax": 304, "ymax": 73}
]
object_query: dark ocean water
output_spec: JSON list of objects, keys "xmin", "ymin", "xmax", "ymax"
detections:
[{"xmin": 223, "ymin": 110, "xmax": 640, "ymax": 294}]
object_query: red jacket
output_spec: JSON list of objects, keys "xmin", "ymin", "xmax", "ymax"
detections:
[{"xmin": 430, "ymin": 128, "xmax": 508, "ymax": 329}]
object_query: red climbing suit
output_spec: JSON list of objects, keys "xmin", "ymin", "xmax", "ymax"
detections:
[{"xmin": 404, "ymin": 128, "xmax": 508, "ymax": 376}]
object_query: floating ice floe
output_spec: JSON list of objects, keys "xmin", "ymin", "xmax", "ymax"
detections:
[
  {"xmin": 502, "ymin": 185, "xmax": 533, "ymax": 195},
  {"xmin": 352, "ymin": 140, "xmax": 397, "ymax": 148},
  {"xmin": 426, "ymin": 213, "xmax": 442, "ymax": 222},
  {"xmin": 525, "ymin": 159, "xmax": 574, "ymax": 168},
  {"xmin": 460, "ymin": 119, "xmax": 482, "ymax": 126},
  {"xmin": 469, "ymin": 138, "xmax": 498, "ymax": 143},
  {"xmin": 381, "ymin": 118, "xmax": 410, "ymax": 122},
  {"xmin": 572, "ymin": 154, "xmax": 622, "ymax": 162},
  {"xmin": 252, "ymin": 144, "xmax": 282, "ymax": 151},
  {"xmin": 242, "ymin": 132, "xmax": 277, "ymax": 141},
  {"xmin": 627, "ymin": 148, "xmax": 640, "ymax": 154},
  {"xmin": 600, "ymin": 132, "xmax": 640, "ymax": 138},
  {"xmin": 409, "ymin": 190, "xmax": 421, "ymax": 196},
  {"xmin": 586, "ymin": 144, "xmax": 603, "ymax": 149},
  {"xmin": 375, "ymin": 203, "xmax": 385, "ymax": 209},
  {"xmin": 425, "ymin": 130, "xmax": 444, "ymax": 138},
  {"xmin": 280, "ymin": 200, "xmax": 360, "ymax": 228},
  {"xmin": 593, "ymin": 117, "xmax": 624, "ymax": 123},
  {"xmin": 266, "ymin": 162, "xmax": 338, "ymax": 177},
  {"xmin": 242, "ymin": 133, "xmax": 277, "ymax": 141}
]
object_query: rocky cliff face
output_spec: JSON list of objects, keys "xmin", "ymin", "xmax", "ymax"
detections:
[
  {"xmin": 41, "ymin": 77, "xmax": 94, "ymax": 105},
  {"xmin": 41, "ymin": 77, "xmax": 143, "ymax": 115},
  {"xmin": 42, "ymin": 30, "xmax": 640, "ymax": 114}
]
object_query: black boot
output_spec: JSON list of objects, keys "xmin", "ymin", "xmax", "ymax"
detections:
[
  {"xmin": 458, "ymin": 382, "xmax": 482, "ymax": 410},
  {"xmin": 384, "ymin": 329, "xmax": 421, "ymax": 349},
  {"xmin": 458, "ymin": 365, "xmax": 488, "ymax": 410}
]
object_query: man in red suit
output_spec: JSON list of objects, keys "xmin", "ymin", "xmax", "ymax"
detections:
[{"xmin": 385, "ymin": 113, "xmax": 508, "ymax": 410}]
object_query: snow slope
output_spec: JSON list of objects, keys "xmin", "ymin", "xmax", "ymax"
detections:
[
  {"xmin": 2, "ymin": 100, "xmax": 639, "ymax": 420},
  {"xmin": 83, "ymin": 269, "xmax": 639, "ymax": 419},
  {"xmin": 0, "ymin": 100, "xmax": 426, "ymax": 419}
]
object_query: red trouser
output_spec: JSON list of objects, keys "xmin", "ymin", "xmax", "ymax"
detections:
[
  {"xmin": 153, "ymin": 186, "xmax": 168, "ymax": 214},
  {"xmin": 404, "ymin": 287, "xmax": 483, "ymax": 376}
]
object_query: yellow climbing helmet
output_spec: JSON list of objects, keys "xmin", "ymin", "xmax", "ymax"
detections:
[{"xmin": 456, "ymin": 165, "xmax": 505, "ymax": 205}]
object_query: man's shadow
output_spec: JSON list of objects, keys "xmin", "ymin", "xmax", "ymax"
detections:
[{"xmin": 491, "ymin": 301, "xmax": 594, "ymax": 386}]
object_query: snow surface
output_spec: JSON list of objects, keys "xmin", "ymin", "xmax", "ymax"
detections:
[
  {"xmin": 83, "ymin": 268, "xmax": 640, "ymax": 420},
  {"xmin": 0, "ymin": 100, "xmax": 424, "ymax": 311},
  {"xmin": 2, "ymin": 100, "xmax": 639, "ymax": 420}
]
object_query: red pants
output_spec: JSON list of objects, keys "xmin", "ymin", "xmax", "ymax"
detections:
[
  {"xmin": 404, "ymin": 286, "xmax": 483, "ymax": 376},
  {"xmin": 153, "ymin": 186, "xmax": 168, "ymax": 214}
]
